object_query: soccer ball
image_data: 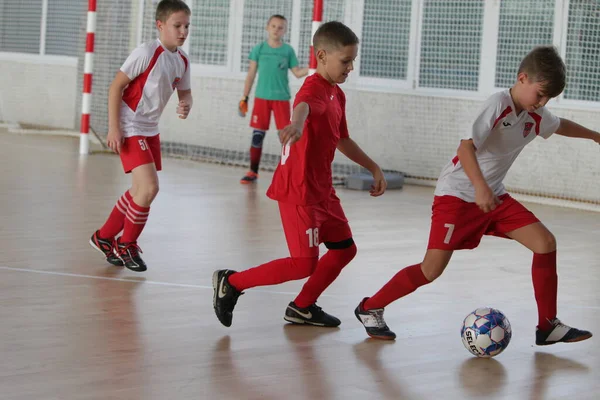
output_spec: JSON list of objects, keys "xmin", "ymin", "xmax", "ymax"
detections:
[{"xmin": 461, "ymin": 307, "xmax": 512, "ymax": 358}]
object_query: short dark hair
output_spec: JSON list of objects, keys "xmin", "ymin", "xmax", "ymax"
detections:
[
  {"xmin": 518, "ymin": 46, "xmax": 566, "ymax": 98},
  {"xmin": 155, "ymin": 0, "xmax": 191, "ymax": 23},
  {"xmin": 313, "ymin": 21, "xmax": 359, "ymax": 51},
  {"xmin": 268, "ymin": 14, "xmax": 287, "ymax": 23}
]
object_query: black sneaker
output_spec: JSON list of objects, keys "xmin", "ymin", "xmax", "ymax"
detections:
[
  {"xmin": 536, "ymin": 318, "xmax": 592, "ymax": 345},
  {"xmin": 212, "ymin": 269, "xmax": 243, "ymax": 327},
  {"xmin": 116, "ymin": 239, "xmax": 147, "ymax": 272},
  {"xmin": 355, "ymin": 297, "xmax": 396, "ymax": 340},
  {"xmin": 284, "ymin": 302, "xmax": 341, "ymax": 327},
  {"xmin": 89, "ymin": 230, "xmax": 124, "ymax": 266}
]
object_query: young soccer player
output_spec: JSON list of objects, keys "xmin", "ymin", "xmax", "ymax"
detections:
[
  {"xmin": 355, "ymin": 46, "xmax": 598, "ymax": 345},
  {"xmin": 213, "ymin": 21, "xmax": 387, "ymax": 327},
  {"xmin": 89, "ymin": 0, "xmax": 192, "ymax": 272},
  {"xmin": 238, "ymin": 14, "xmax": 308, "ymax": 184}
]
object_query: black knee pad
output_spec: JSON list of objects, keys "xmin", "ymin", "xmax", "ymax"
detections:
[
  {"xmin": 324, "ymin": 237, "xmax": 355, "ymax": 250},
  {"xmin": 251, "ymin": 130, "xmax": 266, "ymax": 148}
]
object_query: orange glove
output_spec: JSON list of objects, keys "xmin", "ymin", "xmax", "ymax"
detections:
[{"xmin": 238, "ymin": 96, "xmax": 249, "ymax": 117}]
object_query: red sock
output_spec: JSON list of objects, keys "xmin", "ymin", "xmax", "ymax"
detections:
[
  {"xmin": 99, "ymin": 190, "xmax": 132, "ymax": 238},
  {"xmin": 294, "ymin": 244, "xmax": 357, "ymax": 308},
  {"xmin": 364, "ymin": 264, "xmax": 430, "ymax": 310},
  {"xmin": 532, "ymin": 251, "xmax": 558, "ymax": 331},
  {"xmin": 120, "ymin": 199, "xmax": 150, "ymax": 243},
  {"xmin": 229, "ymin": 257, "xmax": 318, "ymax": 292},
  {"xmin": 249, "ymin": 147, "xmax": 262, "ymax": 173}
]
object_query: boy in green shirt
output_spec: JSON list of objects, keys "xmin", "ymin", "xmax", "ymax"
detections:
[{"xmin": 238, "ymin": 14, "xmax": 308, "ymax": 184}]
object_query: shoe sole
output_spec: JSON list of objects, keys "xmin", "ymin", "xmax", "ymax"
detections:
[
  {"xmin": 212, "ymin": 270, "xmax": 220, "ymax": 309},
  {"xmin": 89, "ymin": 239, "xmax": 124, "ymax": 267},
  {"xmin": 283, "ymin": 315, "xmax": 329, "ymax": 327},
  {"xmin": 537, "ymin": 332, "xmax": 593, "ymax": 346},
  {"xmin": 124, "ymin": 263, "xmax": 147, "ymax": 272},
  {"xmin": 212, "ymin": 270, "xmax": 232, "ymax": 327},
  {"xmin": 240, "ymin": 180, "xmax": 257, "ymax": 184}
]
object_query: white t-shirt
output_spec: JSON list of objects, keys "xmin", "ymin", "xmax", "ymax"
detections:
[
  {"xmin": 119, "ymin": 39, "xmax": 191, "ymax": 137},
  {"xmin": 434, "ymin": 90, "xmax": 561, "ymax": 202}
]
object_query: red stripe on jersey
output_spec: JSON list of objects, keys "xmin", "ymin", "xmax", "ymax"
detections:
[
  {"xmin": 492, "ymin": 106, "xmax": 512, "ymax": 129},
  {"xmin": 122, "ymin": 46, "xmax": 164, "ymax": 112},
  {"xmin": 528, "ymin": 112, "xmax": 542, "ymax": 135},
  {"xmin": 178, "ymin": 50, "xmax": 188, "ymax": 72},
  {"xmin": 452, "ymin": 155, "xmax": 459, "ymax": 165}
]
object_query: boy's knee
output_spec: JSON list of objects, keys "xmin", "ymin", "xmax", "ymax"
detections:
[
  {"xmin": 137, "ymin": 182, "xmax": 159, "ymax": 204},
  {"xmin": 421, "ymin": 259, "xmax": 446, "ymax": 282},
  {"xmin": 290, "ymin": 257, "xmax": 319, "ymax": 279},
  {"xmin": 538, "ymin": 231, "xmax": 557, "ymax": 253},
  {"xmin": 325, "ymin": 238, "xmax": 357, "ymax": 264}
]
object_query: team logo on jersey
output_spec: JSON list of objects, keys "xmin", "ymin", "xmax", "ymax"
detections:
[
  {"xmin": 171, "ymin": 77, "xmax": 181, "ymax": 90},
  {"xmin": 522, "ymin": 122, "xmax": 534, "ymax": 138}
]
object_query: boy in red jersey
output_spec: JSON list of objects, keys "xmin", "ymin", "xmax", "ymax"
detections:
[
  {"xmin": 355, "ymin": 46, "xmax": 597, "ymax": 345},
  {"xmin": 89, "ymin": 0, "xmax": 192, "ymax": 272},
  {"xmin": 213, "ymin": 21, "xmax": 387, "ymax": 327}
]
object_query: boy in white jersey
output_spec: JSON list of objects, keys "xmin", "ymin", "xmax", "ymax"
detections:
[
  {"xmin": 89, "ymin": 0, "xmax": 192, "ymax": 272},
  {"xmin": 356, "ymin": 46, "xmax": 599, "ymax": 345}
]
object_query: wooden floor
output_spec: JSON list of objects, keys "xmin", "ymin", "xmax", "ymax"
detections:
[{"xmin": 1, "ymin": 132, "xmax": 599, "ymax": 400}]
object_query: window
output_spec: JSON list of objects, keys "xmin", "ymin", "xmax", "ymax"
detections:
[
  {"xmin": 190, "ymin": 0, "xmax": 230, "ymax": 65},
  {"xmin": 564, "ymin": 0, "xmax": 600, "ymax": 102},
  {"xmin": 360, "ymin": 0, "xmax": 412, "ymax": 80},
  {"xmin": 419, "ymin": 0, "xmax": 484, "ymax": 91},
  {"xmin": 495, "ymin": 0, "xmax": 554, "ymax": 89},
  {"xmin": 0, "ymin": 0, "xmax": 42, "ymax": 54}
]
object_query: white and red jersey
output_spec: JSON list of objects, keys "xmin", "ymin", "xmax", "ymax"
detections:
[
  {"xmin": 435, "ymin": 90, "xmax": 561, "ymax": 202},
  {"xmin": 119, "ymin": 39, "xmax": 190, "ymax": 137}
]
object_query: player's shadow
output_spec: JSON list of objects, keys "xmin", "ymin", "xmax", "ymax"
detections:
[
  {"xmin": 458, "ymin": 356, "xmax": 507, "ymax": 397},
  {"xmin": 528, "ymin": 351, "xmax": 590, "ymax": 400},
  {"xmin": 282, "ymin": 324, "xmax": 338, "ymax": 399},
  {"xmin": 89, "ymin": 275, "xmax": 146, "ymax": 397},
  {"xmin": 209, "ymin": 335, "xmax": 277, "ymax": 400},
  {"xmin": 352, "ymin": 339, "xmax": 408, "ymax": 399}
]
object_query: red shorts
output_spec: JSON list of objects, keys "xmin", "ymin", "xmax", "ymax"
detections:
[
  {"xmin": 279, "ymin": 191, "xmax": 352, "ymax": 258},
  {"xmin": 120, "ymin": 134, "xmax": 162, "ymax": 173},
  {"xmin": 427, "ymin": 194, "xmax": 539, "ymax": 250},
  {"xmin": 250, "ymin": 98, "xmax": 290, "ymax": 130}
]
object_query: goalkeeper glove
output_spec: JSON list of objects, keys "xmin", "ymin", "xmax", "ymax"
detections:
[{"xmin": 238, "ymin": 96, "xmax": 249, "ymax": 117}]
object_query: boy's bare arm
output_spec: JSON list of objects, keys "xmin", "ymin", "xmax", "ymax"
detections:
[
  {"xmin": 176, "ymin": 89, "xmax": 193, "ymax": 119},
  {"xmin": 291, "ymin": 66, "xmax": 309, "ymax": 78},
  {"xmin": 278, "ymin": 102, "xmax": 309, "ymax": 145},
  {"xmin": 243, "ymin": 61, "xmax": 258, "ymax": 98},
  {"xmin": 337, "ymin": 138, "xmax": 387, "ymax": 196},
  {"xmin": 457, "ymin": 139, "xmax": 500, "ymax": 212},
  {"xmin": 555, "ymin": 118, "xmax": 600, "ymax": 143},
  {"xmin": 107, "ymin": 71, "xmax": 132, "ymax": 153}
]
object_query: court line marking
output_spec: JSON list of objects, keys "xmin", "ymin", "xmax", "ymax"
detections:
[
  {"xmin": 1, "ymin": 266, "xmax": 597, "ymax": 309},
  {"xmin": 0, "ymin": 265, "xmax": 335, "ymax": 297}
]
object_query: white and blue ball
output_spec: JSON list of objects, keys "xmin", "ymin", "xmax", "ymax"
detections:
[{"xmin": 461, "ymin": 307, "xmax": 512, "ymax": 358}]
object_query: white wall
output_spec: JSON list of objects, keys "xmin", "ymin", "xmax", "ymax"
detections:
[{"xmin": 0, "ymin": 53, "xmax": 78, "ymax": 129}]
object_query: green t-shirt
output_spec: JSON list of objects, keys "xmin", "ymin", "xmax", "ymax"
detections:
[{"xmin": 250, "ymin": 41, "xmax": 299, "ymax": 101}]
